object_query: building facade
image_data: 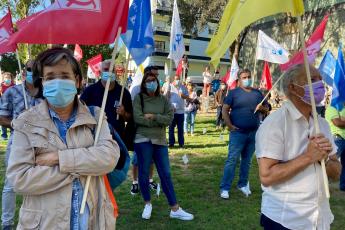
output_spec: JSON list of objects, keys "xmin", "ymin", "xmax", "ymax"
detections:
[{"xmin": 149, "ymin": 0, "xmax": 230, "ymax": 80}]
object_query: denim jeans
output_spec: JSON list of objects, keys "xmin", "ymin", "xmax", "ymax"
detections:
[
  {"xmin": 134, "ymin": 142, "xmax": 177, "ymax": 206},
  {"xmin": 70, "ymin": 179, "xmax": 89, "ymax": 230},
  {"xmin": 169, "ymin": 113, "xmax": 185, "ymax": 147},
  {"xmin": 334, "ymin": 136, "xmax": 345, "ymax": 190},
  {"xmin": 220, "ymin": 130, "xmax": 256, "ymax": 191},
  {"xmin": 1, "ymin": 126, "xmax": 7, "ymax": 139},
  {"xmin": 184, "ymin": 111, "xmax": 196, "ymax": 134},
  {"xmin": 2, "ymin": 135, "xmax": 15, "ymax": 227},
  {"xmin": 216, "ymin": 106, "xmax": 224, "ymax": 127}
]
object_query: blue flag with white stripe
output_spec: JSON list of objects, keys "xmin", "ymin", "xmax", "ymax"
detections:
[
  {"xmin": 121, "ymin": 0, "xmax": 154, "ymax": 66},
  {"xmin": 331, "ymin": 44, "xmax": 345, "ymax": 111},
  {"xmin": 318, "ymin": 50, "xmax": 336, "ymax": 87}
]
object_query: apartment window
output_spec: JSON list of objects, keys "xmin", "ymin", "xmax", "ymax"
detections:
[
  {"xmin": 155, "ymin": 41, "xmax": 166, "ymax": 52},
  {"xmin": 185, "ymin": 45, "xmax": 190, "ymax": 52}
]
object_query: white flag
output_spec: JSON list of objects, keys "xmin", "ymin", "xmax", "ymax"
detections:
[
  {"xmin": 164, "ymin": 62, "xmax": 169, "ymax": 76},
  {"xmin": 87, "ymin": 66, "xmax": 97, "ymax": 79},
  {"xmin": 227, "ymin": 54, "xmax": 239, "ymax": 87},
  {"xmin": 168, "ymin": 0, "xmax": 185, "ymax": 67},
  {"xmin": 256, "ymin": 30, "xmax": 290, "ymax": 64}
]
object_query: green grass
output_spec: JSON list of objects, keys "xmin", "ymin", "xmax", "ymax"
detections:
[{"xmin": 1, "ymin": 115, "xmax": 345, "ymax": 229}]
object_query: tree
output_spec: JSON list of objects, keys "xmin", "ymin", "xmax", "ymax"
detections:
[{"xmin": 0, "ymin": 53, "xmax": 18, "ymax": 74}]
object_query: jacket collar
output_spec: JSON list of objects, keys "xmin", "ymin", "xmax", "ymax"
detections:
[{"xmin": 25, "ymin": 99, "xmax": 97, "ymax": 133}]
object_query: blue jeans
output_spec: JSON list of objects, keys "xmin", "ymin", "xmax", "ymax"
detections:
[
  {"xmin": 220, "ymin": 130, "xmax": 256, "ymax": 191},
  {"xmin": 334, "ymin": 136, "xmax": 345, "ymax": 190},
  {"xmin": 134, "ymin": 142, "xmax": 177, "ymax": 206},
  {"xmin": 1, "ymin": 126, "xmax": 7, "ymax": 139},
  {"xmin": 2, "ymin": 135, "xmax": 15, "ymax": 227},
  {"xmin": 70, "ymin": 179, "xmax": 89, "ymax": 230},
  {"xmin": 169, "ymin": 113, "xmax": 185, "ymax": 147},
  {"xmin": 184, "ymin": 111, "xmax": 196, "ymax": 134}
]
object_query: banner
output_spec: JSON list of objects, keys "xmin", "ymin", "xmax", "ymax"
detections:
[
  {"xmin": 280, "ymin": 14, "xmax": 329, "ymax": 71},
  {"xmin": 168, "ymin": 0, "xmax": 185, "ymax": 67},
  {"xmin": 256, "ymin": 30, "xmax": 290, "ymax": 64},
  {"xmin": 319, "ymin": 50, "xmax": 336, "ymax": 87},
  {"xmin": 0, "ymin": 8, "xmax": 16, "ymax": 54},
  {"xmin": 121, "ymin": 0, "xmax": 154, "ymax": 66},
  {"xmin": 86, "ymin": 54, "xmax": 102, "ymax": 77},
  {"xmin": 10, "ymin": 0, "xmax": 129, "ymax": 45}
]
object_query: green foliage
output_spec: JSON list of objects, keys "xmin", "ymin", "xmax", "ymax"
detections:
[{"xmin": 0, "ymin": 53, "xmax": 19, "ymax": 74}]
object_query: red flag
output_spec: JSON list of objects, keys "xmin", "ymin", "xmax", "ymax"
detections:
[
  {"xmin": 261, "ymin": 61, "xmax": 272, "ymax": 90},
  {"xmin": 10, "ymin": 0, "xmax": 129, "ymax": 45},
  {"xmin": 280, "ymin": 14, "xmax": 329, "ymax": 71},
  {"xmin": 74, "ymin": 44, "xmax": 83, "ymax": 61},
  {"xmin": 86, "ymin": 54, "xmax": 102, "ymax": 77},
  {"xmin": 175, "ymin": 60, "xmax": 183, "ymax": 76},
  {"xmin": 0, "ymin": 8, "xmax": 16, "ymax": 54}
]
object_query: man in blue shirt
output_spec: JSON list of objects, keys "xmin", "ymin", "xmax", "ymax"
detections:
[{"xmin": 220, "ymin": 69, "xmax": 268, "ymax": 199}]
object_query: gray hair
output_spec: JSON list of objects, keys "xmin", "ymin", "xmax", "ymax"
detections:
[{"xmin": 280, "ymin": 64, "xmax": 304, "ymax": 97}]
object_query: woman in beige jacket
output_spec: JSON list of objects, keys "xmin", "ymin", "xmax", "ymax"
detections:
[{"xmin": 6, "ymin": 47, "xmax": 120, "ymax": 229}]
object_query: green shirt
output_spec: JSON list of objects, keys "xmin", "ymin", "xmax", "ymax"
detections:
[
  {"xmin": 133, "ymin": 93, "xmax": 173, "ymax": 146},
  {"xmin": 325, "ymin": 106, "xmax": 345, "ymax": 138}
]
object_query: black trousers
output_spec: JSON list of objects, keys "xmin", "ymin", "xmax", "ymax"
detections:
[{"xmin": 260, "ymin": 214, "xmax": 290, "ymax": 230}]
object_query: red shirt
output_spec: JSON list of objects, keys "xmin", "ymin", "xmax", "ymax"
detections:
[{"xmin": 1, "ymin": 82, "xmax": 15, "ymax": 95}]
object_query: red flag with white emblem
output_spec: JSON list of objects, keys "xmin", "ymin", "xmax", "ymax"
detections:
[
  {"xmin": 0, "ymin": 8, "xmax": 16, "ymax": 54},
  {"xmin": 86, "ymin": 54, "xmax": 102, "ymax": 77},
  {"xmin": 74, "ymin": 44, "xmax": 83, "ymax": 61},
  {"xmin": 280, "ymin": 14, "xmax": 329, "ymax": 71},
  {"xmin": 260, "ymin": 61, "xmax": 272, "ymax": 90},
  {"xmin": 10, "ymin": 0, "xmax": 129, "ymax": 45}
]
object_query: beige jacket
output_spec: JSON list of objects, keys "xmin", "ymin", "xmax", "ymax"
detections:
[{"xmin": 7, "ymin": 100, "xmax": 120, "ymax": 230}]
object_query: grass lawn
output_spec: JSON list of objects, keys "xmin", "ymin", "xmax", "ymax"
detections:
[{"xmin": 0, "ymin": 114, "xmax": 344, "ymax": 229}]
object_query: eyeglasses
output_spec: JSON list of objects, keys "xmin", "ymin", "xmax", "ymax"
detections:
[{"xmin": 42, "ymin": 74, "xmax": 76, "ymax": 81}]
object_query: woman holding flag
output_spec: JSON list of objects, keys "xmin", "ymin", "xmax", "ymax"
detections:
[{"xmin": 6, "ymin": 48, "xmax": 120, "ymax": 229}]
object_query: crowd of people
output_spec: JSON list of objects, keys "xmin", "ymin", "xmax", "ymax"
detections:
[{"xmin": 0, "ymin": 47, "xmax": 343, "ymax": 230}]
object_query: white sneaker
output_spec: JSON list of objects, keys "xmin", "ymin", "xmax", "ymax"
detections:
[
  {"xmin": 238, "ymin": 186, "xmax": 249, "ymax": 197},
  {"xmin": 220, "ymin": 190, "xmax": 229, "ymax": 199},
  {"xmin": 246, "ymin": 182, "xmax": 252, "ymax": 195},
  {"xmin": 170, "ymin": 207, "xmax": 194, "ymax": 221},
  {"xmin": 142, "ymin": 204, "xmax": 152, "ymax": 220}
]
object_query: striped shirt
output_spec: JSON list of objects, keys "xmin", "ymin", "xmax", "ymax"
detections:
[{"xmin": 0, "ymin": 83, "xmax": 42, "ymax": 119}]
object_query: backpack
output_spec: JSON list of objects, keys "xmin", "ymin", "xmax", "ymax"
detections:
[{"xmin": 88, "ymin": 106, "xmax": 130, "ymax": 190}]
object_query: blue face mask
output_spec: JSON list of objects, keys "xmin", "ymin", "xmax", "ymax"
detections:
[
  {"xmin": 146, "ymin": 81, "xmax": 158, "ymax": 93},
  {"xmin": 242, "ymin": 79, "xmax": 252, "ymax": 88},
  {"xmin": 43, "ymin": 79, "xmax": 77, "ymax": 108},
  {"xmin": 101, "ymin": 72, "xmax": 115, "ymax": 82},
  {"xmin": 26, "ymin": 71, "xmax": 33, "ymax": 84},
  {"xmin": 4, "ymin": 79, "xmax": 11, "ymax": 85}
]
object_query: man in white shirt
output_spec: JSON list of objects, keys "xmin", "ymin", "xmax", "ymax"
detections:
[{"xmin": 256, "ymin": 64, "xmax": 336, "ymax": 230}]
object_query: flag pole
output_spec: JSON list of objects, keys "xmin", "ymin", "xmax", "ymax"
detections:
[
  {"xmin": 80, "ymin": 27, "xmax": 123, "ymax": 214},
  {"xmin": 15, "ymin": 50, "xmax": 28, "ymax": 110},
  {"xmin": 254, "ymin": 72, "xmax": 285, "ymax": 113},
  {"xmin": 297, "ymin": 16, "xmax": 330, "ymax": 198},
  {"xmin": 116, "ymin": 52, "xmax": 131, "ymax": 120}
]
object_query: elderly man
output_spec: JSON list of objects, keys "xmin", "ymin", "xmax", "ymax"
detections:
[{"xmin": 256, "ymin": 64, "xmax": 336, "ymax": 230}]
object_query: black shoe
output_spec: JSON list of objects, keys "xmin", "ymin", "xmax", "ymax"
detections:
[
  {"xmin": 130, "ymin": 183, "xmax": 139, "ymax": 195},
  {"xmin": 149, "ymin": 181, "xmax": 158, "ymax": 190},
  {"xmin": 169, "ymin": 144, "xmax": 174, "ymax": 148}
]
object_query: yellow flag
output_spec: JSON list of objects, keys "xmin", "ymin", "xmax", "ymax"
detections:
[
  {"xmin": 205, "ymin": 0, "xmax": 240, "ymax": 57},
  {"xmin": 209, "ymin": 0, "xmax": 305, "ymax": 67}
]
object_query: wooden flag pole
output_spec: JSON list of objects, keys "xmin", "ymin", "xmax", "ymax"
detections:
[
  {"xmin": 254, "ymin": 72, "xmax": 285, "ymax": 113},
  {"xmin": 80, "ymin": 27, "xmax": 123, "ymax": 214},
  {"xmin": 297, "ymin": 16, "xmax": 330, "ymax": 198},
  {"xmin": 15, "ymin": 50, "xmax": 28, "ymax": 110},
  {"xmin": 116, "ymin": 52, "xmax": 131, "ymax": 120}
]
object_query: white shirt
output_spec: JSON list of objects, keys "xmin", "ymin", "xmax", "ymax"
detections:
[
  {"xmin": 256, "ymin": 100, "xmax": 336, "ymax": 230},
  {"xmin": 162, "ymin": 83, "xmax": 188, "ymax": 114},
  {"xmin": 203, "ymin": 71, "xmax": 213, "ymax": 84}
]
